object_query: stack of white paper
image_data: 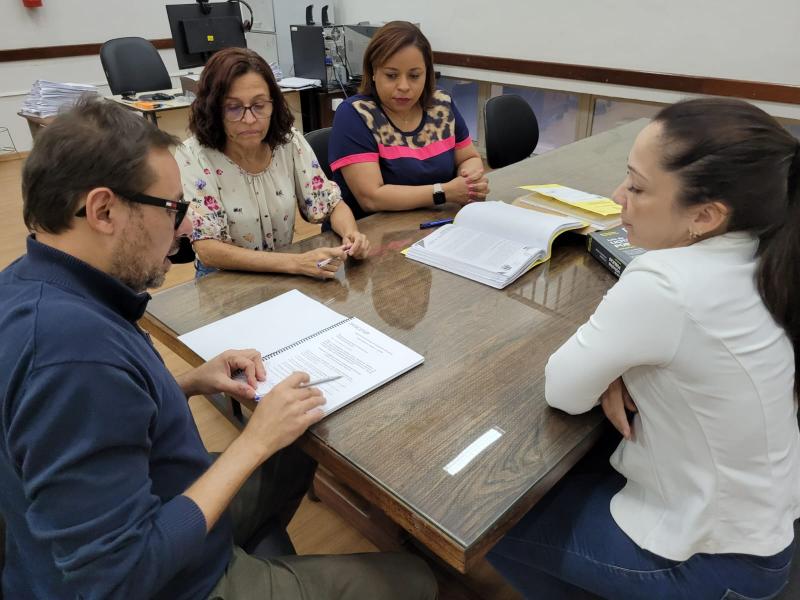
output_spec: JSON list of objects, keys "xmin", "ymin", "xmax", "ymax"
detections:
[
  {"xmin": 20, "ymin": 80, "xmax": 99, "ymax": 118},
  {"xmin": 277, "ymin": 76, "xmax": 322, "ymax": 89}
]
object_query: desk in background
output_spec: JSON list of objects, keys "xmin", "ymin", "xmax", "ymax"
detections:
[
  {"xmin": 141, "ymin": 120, "xmax": 647, "ymax": 588},
  {"xmin": 108, "ymin": 88, "xmax": 191, "ymax": 125},
  {"xmin": 18, "ymin": 89, "xmax": 192, "ymax": 144},
  {"xmin": 17, "ymin": 112, "xmax": 52, "ymax": 143},
  {"xmin": 107, "ymin": 88, "xmax": 194, "ymax": 141},
  {"xmin": 18, "ymin": 82, "xmax": 304, "ymax": 145}
]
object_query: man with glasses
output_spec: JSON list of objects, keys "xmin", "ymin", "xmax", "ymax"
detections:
[{"xmin": 0, "ymin": 98, "xmax": 435, "ymax": 599}]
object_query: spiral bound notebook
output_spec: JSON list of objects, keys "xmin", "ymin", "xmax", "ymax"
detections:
[{"xmin": 178, "ymin": 290, "xmax": 424, "ymax": 416}]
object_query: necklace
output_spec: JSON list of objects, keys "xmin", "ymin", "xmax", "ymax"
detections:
[{"xmin": 384, "ymin": 105, "xmax": 421, "ymax": 131}]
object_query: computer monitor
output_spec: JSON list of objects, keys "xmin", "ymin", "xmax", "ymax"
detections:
[
  {"xmin": 166, "ymin": 2, "xmax": 247, "ymax": 70},
  {"xmin": 290, "ymin": 25, "xmax": 327, "ymax": 84},
  {"xmin": 344, "ymin": 24, "xmax": 379, "ymax": 79}
]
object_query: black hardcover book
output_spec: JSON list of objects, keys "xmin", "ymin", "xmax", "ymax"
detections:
[{"xmin": 587, "ymin": 226, "xmax": 646, "ymax": 277}]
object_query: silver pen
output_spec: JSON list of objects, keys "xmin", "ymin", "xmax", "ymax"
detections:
[
  {"xmin": 299, "ymin": 375, "xmax": 342, "ymax": 388},
  {"xmin": 253, "ymin": 375, "xmax": 343, "ymax": 401}
]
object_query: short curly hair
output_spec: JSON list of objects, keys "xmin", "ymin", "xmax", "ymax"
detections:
[{"xmin": 189, "ymin": 47, "xmax": 293, "ymax": 151}]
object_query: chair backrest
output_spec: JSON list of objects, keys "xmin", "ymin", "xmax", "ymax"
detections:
[
  {"xmin": 484, "ymin": 94, "xmax": 539, "ymax": 170},
  {"xmin": 304, "ymin": 127, "xmax": 333, "ymax": 181},
  {"xmin": 169, "ymin": 237, "xmax": 196, "ymax": 265},
  {"xmin": 100, "ymin": 37, "xmax": 172, "ymax": 96}
]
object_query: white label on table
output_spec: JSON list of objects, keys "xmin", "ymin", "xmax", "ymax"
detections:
[{"xmin": 443, "ymin": 427, "xmax": 503, "ymax": 476}]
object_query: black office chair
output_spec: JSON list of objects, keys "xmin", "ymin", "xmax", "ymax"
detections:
[
  {"xmin": 170, "ymin": 237, "xmax": 196, "ymax": 265},
  {"xmin": 304, "ymin": 127, "xmax": 333, "ymax": 180},
  {"xmin": 99, "ymin": 37, "xmax": 172, "ymax": 96},
  {"xmin": 99, "ymin": 37, "xmax": 193, "ymax": 263},
  {"xmin": 484, "ymin": 94, "xmax": 539, "ymax": 169}
]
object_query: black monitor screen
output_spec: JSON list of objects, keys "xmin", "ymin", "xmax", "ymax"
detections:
[{"xmin": 166, "ymin": 3, "xmax": 246, "ymax": 69}]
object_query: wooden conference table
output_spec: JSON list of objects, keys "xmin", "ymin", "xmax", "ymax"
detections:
[{"xmin": 141, "ymin": 119, "xmax": 648, "ymax": 574}]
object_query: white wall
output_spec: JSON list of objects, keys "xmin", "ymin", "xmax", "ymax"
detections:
[
  {"xmin": 3, "ymin": 0, "xmax": 799, "ymax": 152},
  {"xmin": 332, "ymin": 0, "xmax": 800, "ymax": 119},
  {"xmin": 0, "ymin": 0, "xmax": 279, "ymax": 151}
]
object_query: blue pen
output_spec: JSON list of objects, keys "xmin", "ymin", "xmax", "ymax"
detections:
[{"xmin": 420, "ymin": 218, "xmax": 454, "ymax": 229}]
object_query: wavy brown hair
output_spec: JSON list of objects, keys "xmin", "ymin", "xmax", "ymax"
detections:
[
  {"xmin": 359, "ymin": 21, "xmax": 436, "ymax": 109},
  {"xmin": 189, "ymin": 47, "xmax": 293, "ymax": 151}
]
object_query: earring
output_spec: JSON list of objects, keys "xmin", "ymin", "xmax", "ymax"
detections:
[{"xmin": 688, "ymin": 229, "xmax": 700, "ymax": 240}]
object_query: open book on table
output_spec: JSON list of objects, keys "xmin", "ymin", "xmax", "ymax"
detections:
[
  {"xmin": 405, "ymin": 201, "xmax": 585, "ymax": 289},
  {"xmin": 178, "ymin": 290, "xmax": 424, "ymax": 416}
]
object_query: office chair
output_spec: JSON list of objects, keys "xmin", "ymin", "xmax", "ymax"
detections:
[
  {"xmin": 170, "ymin": 237, "xmax": 196, "ymax": 265},
  {"xmin": 99, "ymin": 37, "xmax": 194, "ymax": 263},
  {"xmin": 99, "ymin": 37, "xmax": 172, "ymax": 96},
  {"xmin": 483, "ymin": 94, "xmax": 539, "ymax": 169},
  {"xmin": 304, "ymin": 127, "xmax": 334, "ymax": 180}
]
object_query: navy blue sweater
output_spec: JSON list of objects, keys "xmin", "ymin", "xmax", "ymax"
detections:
[{"xmin": 0, "ymin": 237, "xmax": 232, "ymax": 599}]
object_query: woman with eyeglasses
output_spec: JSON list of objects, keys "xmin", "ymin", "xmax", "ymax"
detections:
[{"xmin": 176, "ymin": 47, "xmax": 369, "ymax": 278}]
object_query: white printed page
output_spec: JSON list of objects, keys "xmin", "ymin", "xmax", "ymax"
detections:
[
  {"xmin": 454, "ymin": 201, "xmax": 582, "ymax": 248},
  {"xmin": 179, "ymin": 289, "xmax": 343, "ymax": 361},
  {"xmin": 414, "ymin": 224, "xmax": 540, "ymax": 273},
  {"xmin": 253, "ymin": 318, "xmax": 424, "ymax": 415}
]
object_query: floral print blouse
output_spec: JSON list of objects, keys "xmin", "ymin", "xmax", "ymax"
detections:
[{"xmin": 175, "ymin": 129, "xmax": 341, "ymax": 252}]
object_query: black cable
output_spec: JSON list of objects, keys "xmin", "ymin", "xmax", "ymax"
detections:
[
  {"xmin": 331, "ymin": 26, "xmax": 352, "ymax": 88},
  {"xmin": 227, "ymin": 0, "xmax": 254, "ymax": 32},
  {"xmin": 332, "ymin": 71, "xmax": 348, "ymax": 98}
]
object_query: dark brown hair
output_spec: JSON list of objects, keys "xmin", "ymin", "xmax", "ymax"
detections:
[
  {"xmin": 358, "ymin": 21, "xmax": 436, "ymax": 108},
  {"xmin": 189, "ymin": 47, "xmax": 293, "ymax": 151},
  {"xmin": 654, "ymin": 98, "xmax": 800, "ymax": 395},
  {"xmin": 22, "ymin": 96, "xmax": 177, "ymax": 234}
]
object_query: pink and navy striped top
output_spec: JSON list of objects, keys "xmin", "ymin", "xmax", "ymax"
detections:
[{"xmin": 329, "ymin": 89, "xmax": 472, "ymax": 220}]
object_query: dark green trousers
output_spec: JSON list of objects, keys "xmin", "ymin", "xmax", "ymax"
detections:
[
  {"xmin": 209, "ymin": 548, "xmax": 438, "ymax": 599},
  {"xmin": 208, "ymin": 445, "xmax": 437, "ymax": 599}
]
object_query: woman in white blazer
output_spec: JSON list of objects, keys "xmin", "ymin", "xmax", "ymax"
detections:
[{"xmin": 489, "ymin": 98, "xmax": 800, "ymax": 600}]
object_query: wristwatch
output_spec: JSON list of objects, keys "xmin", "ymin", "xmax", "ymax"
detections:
[{"xmin": 432, "ymin": 183, "xmax": 446, "ymax": 205}]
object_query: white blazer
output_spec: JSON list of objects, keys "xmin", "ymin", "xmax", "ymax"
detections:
[{"xmin": 546, "ymin": 232, "xmax": 799, "ymax": 561}]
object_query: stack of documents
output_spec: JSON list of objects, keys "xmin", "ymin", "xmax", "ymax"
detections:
[
  {"xmin": 516, "ymin": 184, "xmax": 622, "ymax": 230},
  {"xmin": 406, "ymin": 202, "xmax": 584, "ymax": 289},
  {"xmin": 277, "ymin": 76, "xmax": 321, "ymax": 89},
  {"xmin": 20, "ymin": 80, "xmax": 99, "ymax": 117},
  {"xmin": 269, "ymin": 62, "xmax": 283, "ymax": 81}
]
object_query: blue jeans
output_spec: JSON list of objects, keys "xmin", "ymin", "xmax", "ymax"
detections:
[{"xmin": 488, "ymin": 441, "xmax": 795, "ymax": 600}]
